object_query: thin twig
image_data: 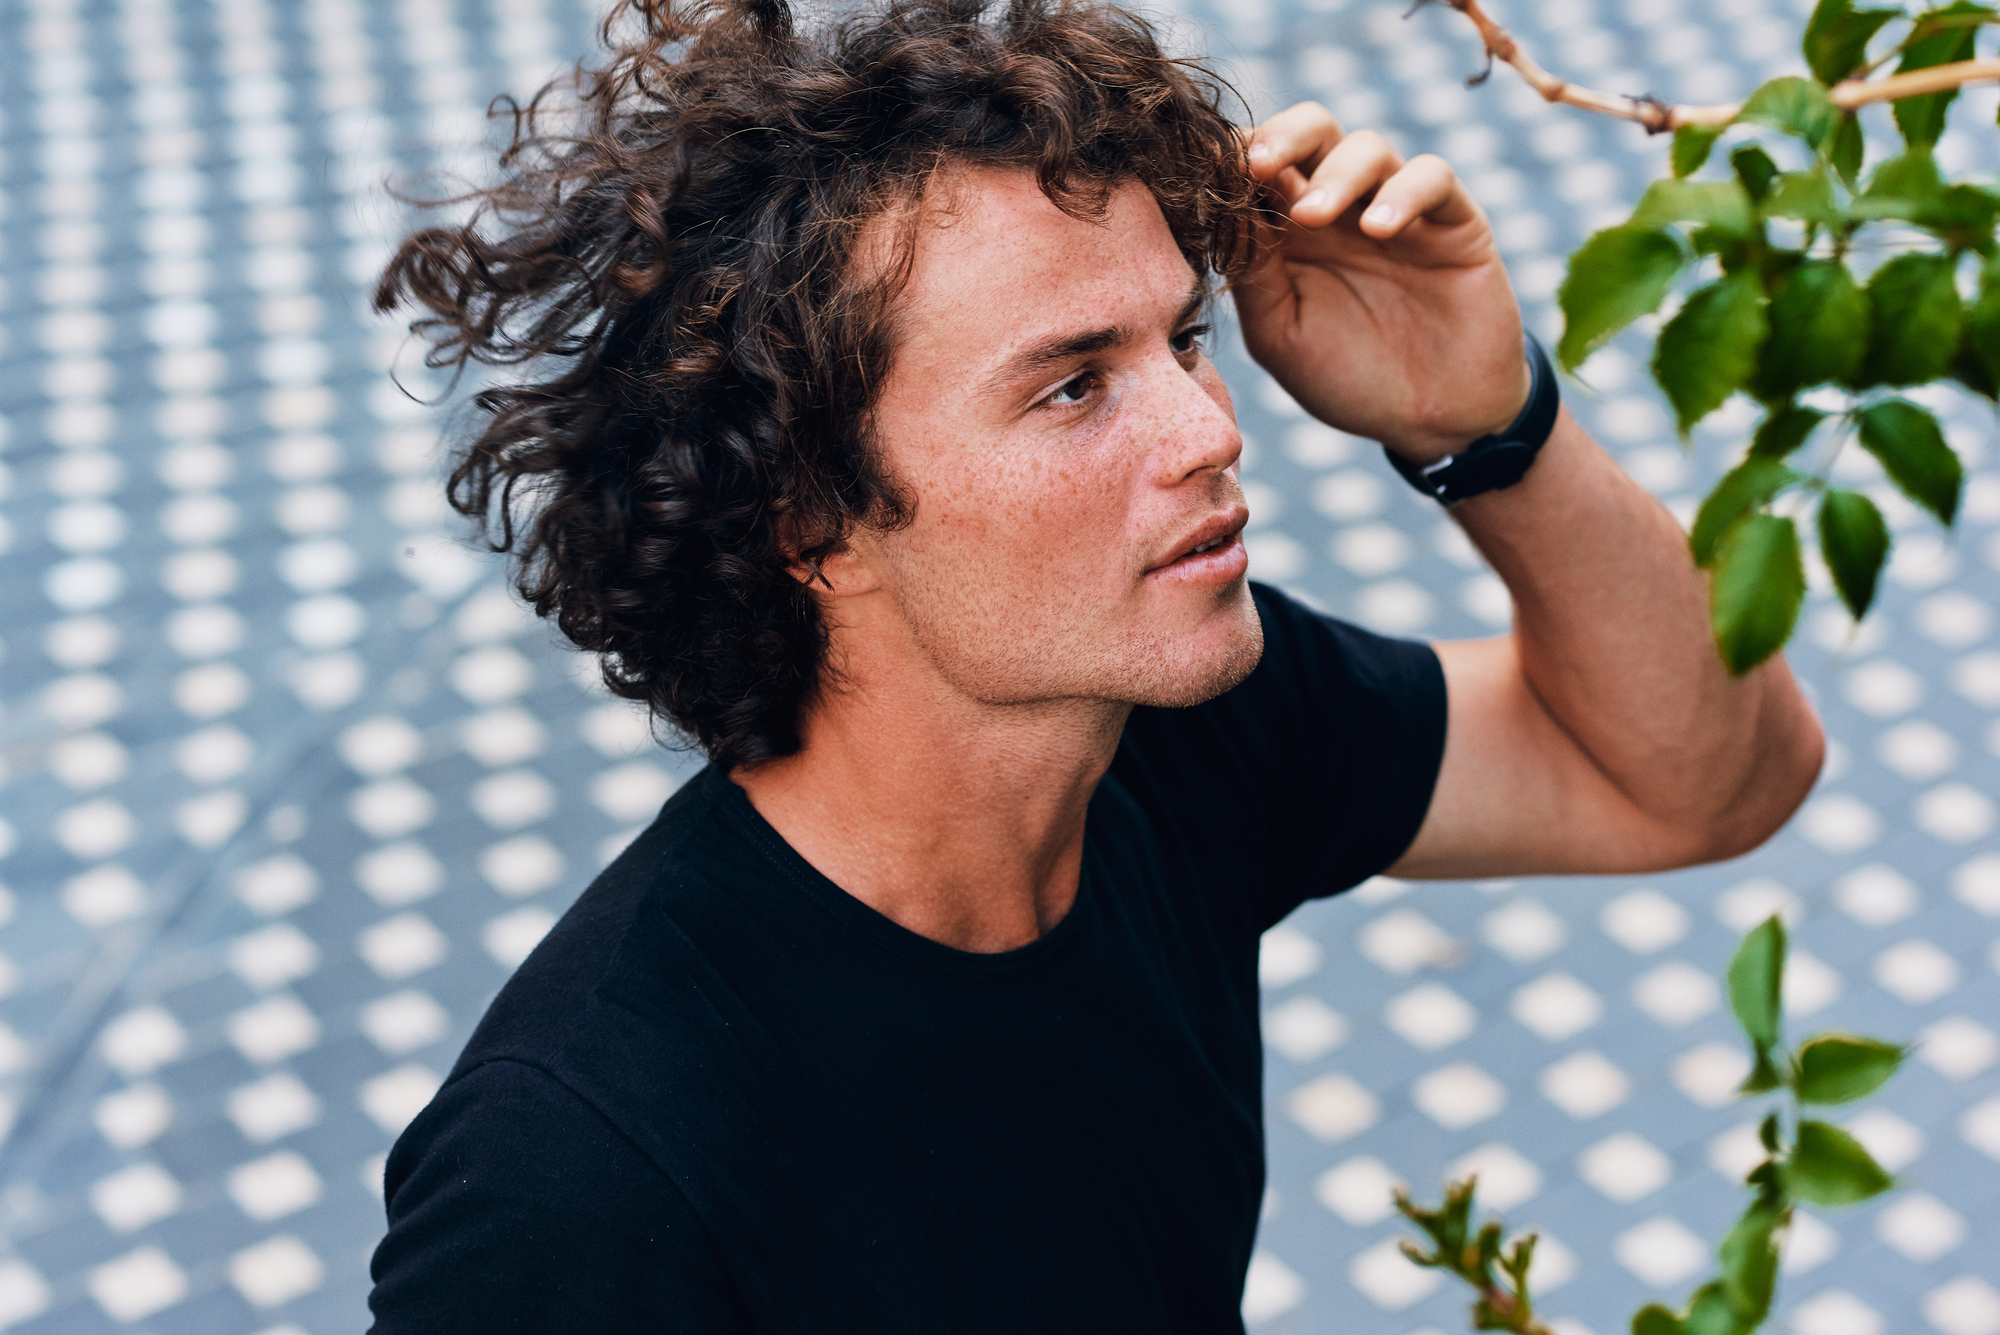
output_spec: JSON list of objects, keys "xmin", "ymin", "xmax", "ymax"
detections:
[
  {"xmin": 1437, "ymin": 0, "xmax": 2000, "ymax": 132},
  {"xmin": 1438, "ymin": 0, "xmax": 1730, "ymax": 129},
  {"xmin": 1852, "ymin": 39, "xmax": 1910, "ymax": 81},
  {"xmin": 1856, "ymin": 8, "xmax": 1997, "ymax": 78},
  {"xmin": 1833, "ymin": 56, "xmax": 2000, "ymax": 108}
]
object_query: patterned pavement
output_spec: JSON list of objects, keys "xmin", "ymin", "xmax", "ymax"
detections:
[{"xmin": 0, "ymin": 0, "xmax": 1995, "ymax": 1330}]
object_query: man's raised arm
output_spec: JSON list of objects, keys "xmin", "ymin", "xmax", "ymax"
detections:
[{"xmin": 1233, "ymin": 103, "xmax": 1825, "ymax": 878}]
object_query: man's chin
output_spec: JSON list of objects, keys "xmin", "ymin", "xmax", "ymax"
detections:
[{"xmin": 1124, "ymin": 597, "xmax": 1265, "ymax": 709}]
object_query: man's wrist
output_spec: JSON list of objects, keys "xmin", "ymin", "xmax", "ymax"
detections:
[{"xmin": 1384, "ymin": 334, "xmax": 1559, "ymax": 507}]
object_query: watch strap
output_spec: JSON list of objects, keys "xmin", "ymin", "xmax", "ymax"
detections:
[{"xmin": 1385, "ymin": 332, "xmax": 1560, "ymax": 506}]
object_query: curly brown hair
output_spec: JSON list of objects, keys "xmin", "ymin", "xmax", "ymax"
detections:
[{"xmin": 376, "ymin": 0, "xmax": 1259, "ymax": 772}]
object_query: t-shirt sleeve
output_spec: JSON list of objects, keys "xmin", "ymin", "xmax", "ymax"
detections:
[
  {"xmin": 1246, "ymin": 584, "xmax": 1446, "ymax": 924},
  {"xmin": 1119, "ymin": 582, "xmax": 1446, "ymax": 930},
  {"xmin": 367, "ymin": 1058, "xmax": 743, "ymax": 1334}
]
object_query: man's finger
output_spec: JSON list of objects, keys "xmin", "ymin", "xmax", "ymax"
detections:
[
  {"xmin": 1285, "ymin": 130, "xmax": 1402, "ymax": 229},
  {"xmin": 1244, "ymin": 101, "xmax": 1344, "ymax": 183},
  {"xmin": 1357, "ymin": 155, "xmax": 1478, "ymax": 237}
]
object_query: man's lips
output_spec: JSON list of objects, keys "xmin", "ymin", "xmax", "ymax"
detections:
[{"xmin": 1147, "ymin": 507, "xmax": 1251, "ymax": 576}]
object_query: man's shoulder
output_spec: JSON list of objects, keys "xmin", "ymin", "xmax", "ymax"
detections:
[
  {"xmin": 448, "ymin": 765, "xmax": 752, "ymax": 1087},
  {"xmin": 1113, "ymin": 580, "xmax": 1447, "ymax": 918}
]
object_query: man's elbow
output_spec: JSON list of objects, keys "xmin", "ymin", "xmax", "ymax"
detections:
[{"xmin": 1671, "ymin": 699, "xmax": 1828, "ymax": 868}]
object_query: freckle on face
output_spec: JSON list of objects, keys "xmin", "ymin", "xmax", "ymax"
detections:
[{"xmin": 858, "ymin": 168, "xmax": 1263, "ymax": 709}]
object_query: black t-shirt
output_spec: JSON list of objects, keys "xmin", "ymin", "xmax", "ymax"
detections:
[{"xmin": 365, "ymin": 583, "xmax": 1447, "ymax": 1334}]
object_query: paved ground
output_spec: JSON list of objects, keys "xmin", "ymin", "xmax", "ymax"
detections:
[{"xmin": 0, "ymin": 0, "xmax": 1996, "ymax": 1330}]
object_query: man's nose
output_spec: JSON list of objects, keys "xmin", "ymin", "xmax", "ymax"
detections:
[{"xmin": 1146, "ymin": 358, "xmax": 1242, "ymax": 486}]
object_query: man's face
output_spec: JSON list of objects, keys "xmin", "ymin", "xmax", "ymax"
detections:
[{"xmin": 844, "ymin": 168, "xmax": 1263, "ymax": 711}]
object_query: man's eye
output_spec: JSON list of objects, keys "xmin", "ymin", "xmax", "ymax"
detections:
[
  {"xmin": 1045, "ymin": 374, "xmax": 1093, "ymax": 406},
  {"xmin": 1171, "ymin": 324, "xmax": 1212, "ymax": 356}
]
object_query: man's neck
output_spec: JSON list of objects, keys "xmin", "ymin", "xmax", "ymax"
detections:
[{"xmin": 733, "ymin": 661, "xmax": 1130, "ymax": 955}]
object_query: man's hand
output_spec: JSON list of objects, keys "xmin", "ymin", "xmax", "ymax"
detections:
[{"xmin": 1234, "ymin": 103, "xmax": 1528, "ymax": 463}]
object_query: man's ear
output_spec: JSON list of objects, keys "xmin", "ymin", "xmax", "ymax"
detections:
[
  {"xmin": 797, "ymin": 552, "xmax": 836, "ymax": 592},
  {"xmin": 782, "ymin": 516, "xmax": 881, "ymax": 598},
  {"xmin": 795, "ymin": 539, "xmax": 883, "ymax": 597}
]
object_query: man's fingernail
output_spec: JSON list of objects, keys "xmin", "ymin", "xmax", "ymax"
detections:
[
  {"xmin": 1295, "ymin": 190, "xmax": 1327, "ymax": 213},
  {"xmin": 1365, "ymin": 203, "xmax": 1397, "ymax": 225}
]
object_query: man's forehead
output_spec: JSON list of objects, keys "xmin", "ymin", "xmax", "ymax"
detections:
[
  {"xmin": 885, "ymin": 168, "xmax": 1200, "ymax": 371},
  {"xmin": 905, "ymin": 167, "xmax": 1166, "ymax": 282}
]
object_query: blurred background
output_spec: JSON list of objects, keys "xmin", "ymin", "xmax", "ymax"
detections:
[{"xmin": 0, "ymin": 0, "xmax": 1997, "ymax": 1330}]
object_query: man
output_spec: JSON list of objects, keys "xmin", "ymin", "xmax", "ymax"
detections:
[{"xmin": 366, "ymin": 0, "xmax": 1824, "ymax": 1329}]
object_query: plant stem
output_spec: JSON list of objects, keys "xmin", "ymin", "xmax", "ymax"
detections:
[
  {"xmin": 1431, "ymin": 0, "xmax": 2000, "ymax": 131},
  {"xmin": 1482, "ymin": 1287, "xmax": 1554, "ymax": 1335},
  {"xmin": 1833, "ymin": 57, "xmax": 2000, "ymax": 109},
  {"xmin": 1857, "ymin": 7, "xmax": 1999, "ymax": 78},
  {"xmin": 1435, "ymin": 0, "xmax": 1730, "ymax": 129}
]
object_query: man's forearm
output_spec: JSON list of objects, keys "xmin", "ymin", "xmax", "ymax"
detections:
[
  {"xmin": 1230, "ymin": 104, "xmax": 1821, "ymax": 875},
  {"xmin": 1448, "ymin": 407, "xmax": 1825, "ymax": 859}
]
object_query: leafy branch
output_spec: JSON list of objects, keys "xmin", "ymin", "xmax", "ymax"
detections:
[
  {"xmin": 1418, "ymin": 0, "xmax": 1996, "ymax": 671},
  {"xmin": 1400, "ymin": 916, "xmax": 1908, "ymax": 1335},
  {"xmin": 1397, "ymin": 1178, "xmax": 1552, "ymax": 1333}
]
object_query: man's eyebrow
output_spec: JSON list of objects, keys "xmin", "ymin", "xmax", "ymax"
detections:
[
  {"xmin": 1001, "ymin": 325, "xmax": 1124, "ymax": 388},
  {"xmin": 985, "ymin": 276, "xmax": 1212, "ymax": 395},
  {"xmin": 1174, "ymin": 275, "xmax": 1210, "ymax": 325}
]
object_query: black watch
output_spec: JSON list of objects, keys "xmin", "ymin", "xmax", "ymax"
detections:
[{"xmin": 1384, "ymin": 332, "xmax": 1560, "ymax": 506}]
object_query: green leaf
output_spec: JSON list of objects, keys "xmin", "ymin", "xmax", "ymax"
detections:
[
  {"xmin": 1711, "ymin": 515, "xmax": 1806, "ymax": 673},
  {"xmin": 1673, "ymin": 125, "xmax": 1724, "ymax": 179},
  {"xmin": 1741, "ymin": 1043, "xmax": 1787, "ymax": 1093},
  {"xmin": 1790, "ymin": 1118, "xmax": 1895, "ymax": 1204},
  {"xmin": 1850, "ymin": 186, "xmax": 2000, "ymax": 233},
  {"xmin": 1691, "ymin": 225, "xmax": 1754, "ymax": 274},
  {"xmin": 1853, "ymin": 137, "xmax": 1992, "ymax": 232},
  {"xmin": 1848, "ymin": 146, "xmax": 1949, "ymax": 224},
  {"xmin": 1759, "ymin": 1112, "xmax": 1783, "ymax": 1152},
  {"xmin": 1746, "ymin": 1158, "xmax": 1785, "ymax": 1202},
  {"xmin": 1831, "ymin": 113, "xmax": 1865, "ymax": 190},
  {"xmin": 1738, "ymin": 76, "xmax": 1839, "ymax": 147},
  {"xmin": 1797, "ymin": 1033, "xmax": 1907, "ymax": 1103},
  {"xmin": 1632, "ymin": 179, "xmax": 1757, "ymax": 236},
  {"xmin": 1818, "ymin": 489, "xmax": 1892, "ymax": 618},
  {"xmin": 1720, "ymin": 1204, "xmax": 1782, "ymax": 1321},
  {"xmin": 1682, "ymin": 1282, "xmax": 1740, "ymax": 1335},
  {"xmin": 1804, "ymin": 0, "xmax": 1904, "ymax": 84},
  {"xmin": 1557, "ymin": 225, "xmax": 1687, "ymax": 371},
  {"xmin": 1895, "ymin": 2, "xmax": 1989, "ymax": 146},
  {"xmin": 1867, "ymin": 146, "xmax": 1945, "ymax": 200},
  {"xmin": 1952, "ymin": 338, "xmax": 1998, "ymax": 399},
  {"xmin": 1634, "ymin": 1304, "xmax": 1686, "ymax": 1335},
  {"xmin": 1751, "ymin": 404, "xmax": 1828, "ymax": 457},
  {"xmin": 1654, "ymin": 271, "xmax": 1769, "ymax": 433},
  {"xmin": 1732, "ymin": 145, "xmax": 1780, "ymax": 204},
  {"xmin": 1855, "ymin": 397, "xmax": 1964, "ymax": 523},
  {"xmin": 1856, "ymin": 252, "xmax": 1964, "ymax": 386},
  {"xmin": 1692, "ymin": 458, "xmax": 1800, "ymax": 566},
  {"xmin": 1729, "ymin": 915, "xmax": 1788, "ymax": 1047},
  {"xmin": 1749, "ymin": 260, "xmax": 1868, "ymax": 401},
  {"xmin": 1929, "ymin": 183, "xmax": 2000, "ymax": 234},
  {"xmin": 1766, "ymin": 170, "xmax": 1841, "ymax": 225},
  {"xmin": 1960, "ymin": 258, "xmax": 2000, "ymax": 395}
]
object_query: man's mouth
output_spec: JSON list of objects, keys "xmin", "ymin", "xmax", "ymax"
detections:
[
  {"xmin": 1161, "ymin": 532, "xmax": 1239, "ymax": 567},
  {"xmin": 1148, "ymin": 507, "xmax": 1252, "ymax": 579}
]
